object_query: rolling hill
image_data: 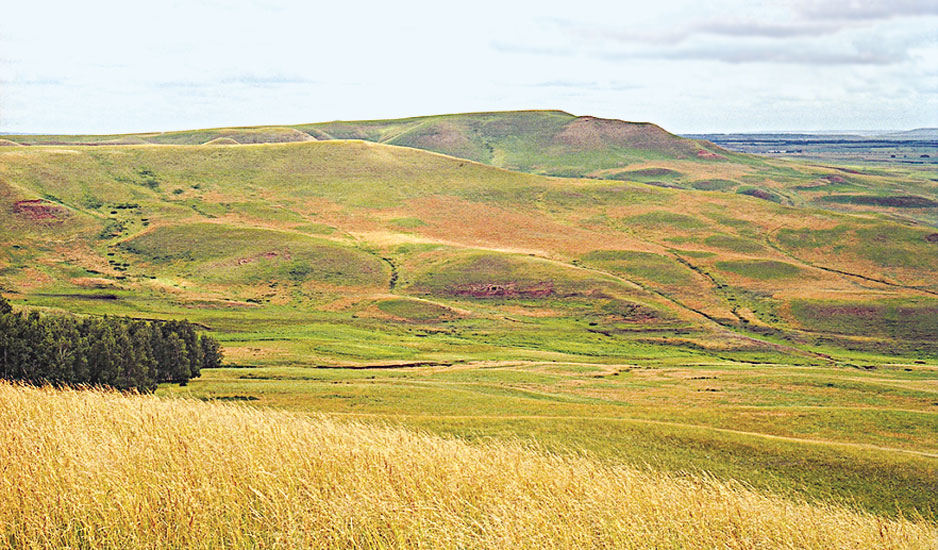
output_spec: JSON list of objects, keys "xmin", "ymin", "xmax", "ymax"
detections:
[
  {"xmin": 2, "ymin": 115, "xmax": 938, "ymax": 524},
  {"xmin": 7, "ymin": 110, "xmax": 937, "ymax": 227},
  {"xmin": 296, "ymin": 110, "xmax": 732, "ymax": 173},
  {"xmin": 1, "ymin": 138, "xmax": 936, "ymax": 366}
]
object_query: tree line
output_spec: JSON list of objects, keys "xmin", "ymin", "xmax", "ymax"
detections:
[{"xmin": 0, "ymin": 294, "xmax": 221, "ymax": 392}]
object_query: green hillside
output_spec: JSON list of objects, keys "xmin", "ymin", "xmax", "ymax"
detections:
[
  {"xmin": 2, "ymin": 139, "xmax": 936, "ymax": 364},
  {"xmin": 7, "ymin": 110, "xmax": 937, "ymax": 226},
  {"xmin": 296, "ymin": 110, "xmax": 731, "ymax": 173}
]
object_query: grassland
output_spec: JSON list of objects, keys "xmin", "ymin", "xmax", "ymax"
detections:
[
  {"xmin": 156, "ymin": 359, "xmax": 938, "ymax": 520},
  {"xmin": 1, "ymin": 113, "xmax": 937, "ymax": 533},
  {"xmin": 2, "ymin": 383, "xmax": 935, "ymax": 549}
]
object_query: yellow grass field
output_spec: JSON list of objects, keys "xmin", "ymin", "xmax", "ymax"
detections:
[{"xmin": 0, "ymin": 382, "xmax": 934, "ymax": 550}]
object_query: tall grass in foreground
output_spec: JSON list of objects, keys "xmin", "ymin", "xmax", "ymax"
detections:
[{"xmin": 0, "ymin": 383, "xmax": 934, "ymax": 550}]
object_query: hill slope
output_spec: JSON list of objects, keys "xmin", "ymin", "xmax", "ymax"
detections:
[
  {"xmin": 296, "ymin": 110, "xmax": 731, "ymax": 174},
  {"xmin": 2, "ymin": 128, "xmax": 938, "ymax": 523},
  {"xmin": 7, "ymin": 111, "xmax": 937, "ymax": 227},
  {"xmin": 1, "ymin": 140, "xmax": 936, "ymax": 366}
]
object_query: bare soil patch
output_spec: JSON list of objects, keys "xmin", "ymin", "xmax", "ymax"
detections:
[
  {"xmin": 740, "ymin": 189, "xmax": 774, "ymax": 201},
  {"xmin": 553, "ymin": 116, "xmax": 684, "ymax": 153},
  {"xmin": 449, "ymin": 281, "xmax": 554, "ymax": 298},
  {"xmin": 13, "ymin": 199, "xmax": 68, "ymax": 221},
  {"xmin": 820, "ymin": 195, "xmax": 938, "ymax": 208},
  {"xmin": 696, "ymin": 150, "xmax": 726, "ymax": 160}
]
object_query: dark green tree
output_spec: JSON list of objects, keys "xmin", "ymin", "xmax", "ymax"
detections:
[
  {"xmin": 0, "ymin": 301, "xmax": 218, "ymax": 391},
  {"xmin": 199, "ymin": 334, "xmax": 223, "ymax": 370}
]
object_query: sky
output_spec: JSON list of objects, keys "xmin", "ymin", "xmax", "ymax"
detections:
[{"xmin": 1, "ymin": 0, "xmax": 936, "ymax": 134}]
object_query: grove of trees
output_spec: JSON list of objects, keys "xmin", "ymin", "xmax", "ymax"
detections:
[{"xmin": 0, "ymin": 294, "xmax": 221, "ymax": 392}]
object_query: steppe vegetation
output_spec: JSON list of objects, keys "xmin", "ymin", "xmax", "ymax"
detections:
[
  {"xmin": 1, "ymin": 111, "xmax": 936, "ymax": 546},
  {"xmin": 1, "ymin": 383, "xmax": 935, "ymax": 549}
]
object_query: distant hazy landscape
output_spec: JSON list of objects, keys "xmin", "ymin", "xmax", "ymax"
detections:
[{"xmin": 685, "ymin": 129, "xmax": 938, "ymax": 165}]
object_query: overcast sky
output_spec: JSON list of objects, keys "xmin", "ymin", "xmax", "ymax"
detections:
[{"xmin": 1, "ymin": 0, "xmax": 936, "ymax": 134}]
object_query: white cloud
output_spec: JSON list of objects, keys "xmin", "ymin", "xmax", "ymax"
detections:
[
  {"xmin": 797, "ymin": 0, "xmax": 938, "ymax": 20},
  {"xmin": 0, "ymin": 0, "xmax": 935, "ymax": 133}
]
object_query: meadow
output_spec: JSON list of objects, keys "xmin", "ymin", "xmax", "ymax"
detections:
[
  {"xmin": 2, "ymin": 383, "xmax": 935, "ymax": 549},
  {"xmin": 156, "ymin": 358, "xmax": 938, "ymax": 520}
]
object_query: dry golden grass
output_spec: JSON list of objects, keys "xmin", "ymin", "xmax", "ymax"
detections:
[{"xmin": 0, "ymin": 382, "xmax": 935, "ymax": 549}]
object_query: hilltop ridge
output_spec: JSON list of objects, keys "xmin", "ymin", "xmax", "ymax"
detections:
[
  {"xmin": 299, "ymin": 110, "xmax": 729, "ymax": 174},
  {"xmin": 1, "ymin": 110, "xmax": 728, "ymax": 172}
]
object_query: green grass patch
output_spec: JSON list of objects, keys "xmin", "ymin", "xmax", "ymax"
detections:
[
  {"xmin": 715, "ymin": 260, "xmax": 801, "ymax": 280},
  {"xmin": 121, "ymin": 223, "xmax": 387, "ymax": 287},
  {"xmin": 580, "ymin": 250, "xmax": 694, "ymax": 286},
  {"xmin": 704, "ymin": 234, "xmax": 767, "ymax": 254},
  {"xmin": 377, "ymin": 298, "xmax": 458, "ymax": 322},
  {"xmin": 624, "ymin": 211, "xmax": 708, "ymax": 231}
]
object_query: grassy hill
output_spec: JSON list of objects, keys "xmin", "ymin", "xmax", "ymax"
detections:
[
  {"xmin": 7, "ymin": 110, "xmax": 937, "ymax": 227},
  {"xmin": 2, "ymin": 139, "xmax": 935, "ymax": 362},
  {"xmin": 296, "ymin": 110, "xmax": 731, "ymax": 173},
  {"xmin": 2, "ymin": 123, "xmax": 938, "ymax": 524}
]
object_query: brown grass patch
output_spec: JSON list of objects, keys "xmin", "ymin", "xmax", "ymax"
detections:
[
  {"xmin": 69, "ymin": 277, "xmax": 121, "ymax": 289},
  {"xmin": 1, "ymin": 383, "xmax": 935, "ymax": 549},
  {"xmin": 553, "ymin": 116, "xmax": 691, "ymax": 155}
]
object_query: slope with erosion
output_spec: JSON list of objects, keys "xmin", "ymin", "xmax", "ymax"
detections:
[
  {"xmin": 297, "ymin": 112, "xmax": 938, "ymax": 226},
  {"xmin": 296, "ymin": 110, "xmax": 732, "ymax": 174},
  {"xmin": 1, "ymin": 140, "xmax": 936, "ymax": 365},
  {"xmin": 9, "ymin": 110, "xmax": 935, "ymax": 226}
]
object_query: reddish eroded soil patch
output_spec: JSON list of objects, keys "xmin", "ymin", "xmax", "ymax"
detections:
[
  {"xmin": 815, "ymin": 305, "xmax": 881, "ymax": 319},
  {"xmin": 553, "ymin": 116, "xmax": 691, "ymax": 154},
  {"xmin": 821, "ymin": 195, "xmax": 938, "ymax": 208},
  {"xmin": 925, "ymin": 233, "xmax": 938, "ymax": 243},
  {"xmin": 13, "ymin": 199, "xmax": 68, "ymax": 221},
  {"xmin": 605, "ymin": 301, "xmax": 663, "ymax": 323},
  {"xmin": 740, "ymin": 189, "xmax": 774, "ymax": 201},
  {"xmin": 823, "ymin": 175, "xmax": 848, "ymax": 184},
  {"xmin": 406, "ymin": 123, "xmax": 475, "ymax": 153},
  {"xmin": 449, "ymin": 281, "xmax": 554, "ymax": 298},
  {"xmin": 696, "ymin": 150, "xmax": 726, "ymax": 160},
  {"xmin": 228, "ymin": 250, "xmax": 290, "ymax": 267}
]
